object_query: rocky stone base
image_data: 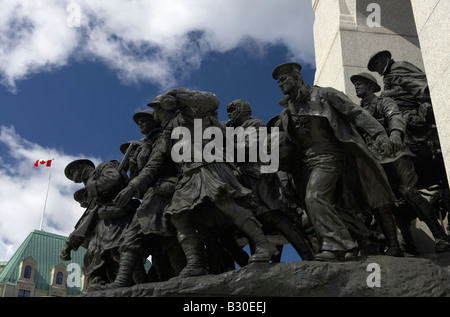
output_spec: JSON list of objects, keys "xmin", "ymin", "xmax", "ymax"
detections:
[{"xmin": 82, "ymin": 251, "xmax": 450, "ymax": 297}]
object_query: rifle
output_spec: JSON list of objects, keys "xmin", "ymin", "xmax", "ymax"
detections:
[
  {"xmin": 72, "ymin": 199, "xmax": 99, "ymax": 237},
  {"xmin": 118, "ymin": 140, "xmax": 142, "ymax": 172}
]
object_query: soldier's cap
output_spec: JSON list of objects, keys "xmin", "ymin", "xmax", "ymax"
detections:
[
  {"xmin": 227, "ymin": 99, "xmax": 251, "ymax": 112},
  {"xmin": 350, "ymin": 72, "xmax": 381, "ymax": 92},
  {"xmin": 272, "ymin": 62, "xmax": 302, "ymax": 80},
  {"xmin": 146, "ymin": 94, "xmax": 164, "ymax": 108},
  {"xmin": 266, "ymin": 115, "xmax": 280, "ymax": 128},
  {"xmin": 73, "ymin": 188, "xmax": 87, "ymax": 203},
  {"xmin": 119, "ymin": 140, "xmax": 142, "ymax": 155},
  {"xmin": 64, "ymin": 159, "xmax": 95, "ymax": 180},
  {"xmin": 367, "ymin": 50, "xmax": 392, "ymax": 71},
  {"xmin": 132, "ymin": 108, "xmax": 154, "ymax": 124},
  {"xmin": 120, "ymin": 142, "xmax": 131, "ymax": 155}
]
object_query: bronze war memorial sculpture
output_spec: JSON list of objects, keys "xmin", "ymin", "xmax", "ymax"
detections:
[{"xmin": 61, "ymin": 55, "xmax": 450, "ymax": 293}]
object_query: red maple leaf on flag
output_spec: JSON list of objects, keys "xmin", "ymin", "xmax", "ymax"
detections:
[{"xmin": 34, "ymin": 159, "xmax": 53, "ymax": 167}]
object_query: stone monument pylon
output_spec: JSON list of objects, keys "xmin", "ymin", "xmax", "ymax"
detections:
[{"xmin": 311, "ymin": 0, "xmax": 424, "ymax": 102}]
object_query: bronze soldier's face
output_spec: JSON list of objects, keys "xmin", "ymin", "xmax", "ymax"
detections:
[
  {"xmin": 153, "ymin": 106, "xmax": 162, "ymax": 123},
  {"xmin": 277, "ymin": 74, "xmax": 296, "ymax": 95},
  {"xmin": 137, "ymin": 117, "xmax": 156, "ymax": 135},
  {"xmin": 72, "ymin": 165, "xmax": 94, "ymax": 184},
  {"xmin": 227, "ymin": 104, "xmax": 237, "ymax": 121},
  {"xmin": 372, "ymin": 56, "xmax": 389, "ymax": 75},
  {"xmin": 153, "ymin": 105, "xmax": 172, "ymax": 125},
  {"xmin": 354, "ymin": 80, "xmax": 373, "ymax": 98},
  {"xmin": 71, "ymin": 167, "xmax": 83, "ymax": 183}
]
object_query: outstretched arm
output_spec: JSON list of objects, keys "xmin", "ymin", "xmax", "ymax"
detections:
[
  {"xmin": 114, "ymin": 132, "xmax": 171, "ymax": 208},
  {"xmin": 325, "ymin": 88, "xmax": 393, "ymax": 156}
]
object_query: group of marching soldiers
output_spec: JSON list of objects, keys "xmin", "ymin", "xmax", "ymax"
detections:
[{"xmin": 60, "ymin": 50, "xmax": 450, "ymax": 292}]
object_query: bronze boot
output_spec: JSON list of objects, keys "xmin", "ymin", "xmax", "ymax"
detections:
[
  {"xmin": 407, "ymin": 194, "xmax": 450, "ymax": 252},
  {"xmin": 177, "ymin": 233, "xmax": 206, "ymax": 278},
  {"xmin": 89, "ymin": 250, "xmax": 141, "ymax": 291},
  {"xmin": 374, "ymin": 205, "xmax": 404, "ymax": 257},
  {"xmin": 240, "ymin": 218, "xmax": 280, "ymax": 263}
]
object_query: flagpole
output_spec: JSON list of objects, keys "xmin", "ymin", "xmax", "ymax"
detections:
[{"xmin": 39, "ymin": 158, "xmax": 54, "ymax": 231}]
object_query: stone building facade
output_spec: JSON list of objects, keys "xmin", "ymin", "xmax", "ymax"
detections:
[{"xmin": 0, "ymin": 230, "xmax": 87, "ymax": 297}]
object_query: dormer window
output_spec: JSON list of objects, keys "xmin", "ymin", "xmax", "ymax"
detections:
[
  {"xmin": 24, "ymin": 265, "xmax": 32, "ymax": 279},
  {"xmin": 19, "ymin": 256, "xmax": 36, "ymax": 282},
  {"xmin": 56, "ymin": 272, "xmax": 63, "ymax": 285}
]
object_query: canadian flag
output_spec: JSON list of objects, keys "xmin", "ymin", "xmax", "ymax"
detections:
[{"xmin": 34, "ymin": 159, "xmax": 53, "ymax": 167}]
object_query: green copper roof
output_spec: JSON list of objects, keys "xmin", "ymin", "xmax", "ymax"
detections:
[{"xmin": 0, "ymin": 230, "xmax": 86, "ymax": 295}]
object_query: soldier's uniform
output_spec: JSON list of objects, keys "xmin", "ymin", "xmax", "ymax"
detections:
[
  {"xmin": 368, "ymin": 50, "xmax": 446, "ymax": 188},
  {"xmin": 63, "ymin": 159, "xmax": 137, "ymax": 287},
  {"xmin": 351, "ymin": 72, "xmax": 450, "ymax": 253},
  {"xmin": 273, "ymin": 62, "xmax": 402, "ymax": 261}
]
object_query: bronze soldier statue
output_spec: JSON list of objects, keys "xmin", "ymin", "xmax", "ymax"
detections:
[
  {"xmin": 92, "ymin": 105, "xmax": 186, "ymax": 291},
  {"xmin": 351, "ymin": 72, "xmax": 450, "ymax": 253},
  {"xmin": 127, "ymin": 107, "xmax": 185, "ymax": 282},
  {"xmin": 272, "ymin": 62, "xmax": 403, "ymax": 261},
  {"xmin": 62, "ymin": 159, "xmax": 144, "ymax": 289},
  {"xmin": 367, "ymin": 50, "xmax": 447, "ymax": 190},
  {"xmin": 114, "ymin": 88, "xmax": 279, "ymax": 278},
  {"xmin": 225, "ymin": 98, "xmax": 314, "ymax": 260}
]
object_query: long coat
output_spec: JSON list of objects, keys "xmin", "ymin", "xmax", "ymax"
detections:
[
  {"xmin": 81, "ymin": 161, "xmax": 135, "ymax": 281},
  {"xmin": 164, "ymin": 89, "xmax": 254, "ymax": 220},
  {"xmin": 276, "ymin": 85, "xmax": 396, "ymax": 213}
]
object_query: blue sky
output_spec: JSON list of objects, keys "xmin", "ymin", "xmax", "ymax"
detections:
[
  {"xmin": 0, "ymin": 0, "xmax": 316, "ymax": 263},
  {"xmin": 0, "ymin": 45, "xmax": 315, "ymax": 162}
]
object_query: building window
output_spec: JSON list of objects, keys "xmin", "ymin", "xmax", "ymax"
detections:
[
  {"xmin": 18, "ymin": 289, "xmax": 31, "ymax": 297},
  {"xmin": 56, "ymin": 272, "xmax": 63, "ymax": 285},
  {"xmin": 24, "ymin": 265, "xmax": 32, "ymax": 279}
]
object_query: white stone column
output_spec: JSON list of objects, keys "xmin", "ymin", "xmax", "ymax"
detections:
[{"xmin": 410, "ymin": 0, "xmax": 450, "ymax": 182}]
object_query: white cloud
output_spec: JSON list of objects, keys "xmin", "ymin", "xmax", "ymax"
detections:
[
  {"xmin": 0, "ymin": 0, "xmax": 315, "ymax": 92},
  {"xmin": 0, "ymin": 0, "xmax": 79, "ymax": 91},
  {"xmin": 0, "ymin": 125, "xmax": 101, "ymax": 261}
]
